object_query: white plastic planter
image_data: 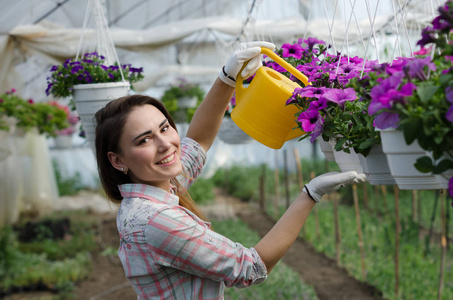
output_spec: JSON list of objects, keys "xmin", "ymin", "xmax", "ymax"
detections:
[
  {"xmin": 54, "ymin": 135, "xmax": 73, "ymax": 149},
  {"xmin": 73, "ymin": 82, "xmax": 130, "ymax": 152},
  {"xmin": 358, "ymin": 144, "xmax": 395, "ymax": 185},
  {"xmin": 329, "ymin": 138, "xmax": 363, "ymax": 173},
  {"xmin": 379, "ymin": 128, "xmax": 441, "ymax": 190},
  {"xmin": 317, "ymin": 137, "xmax": 335, "ymax": 162}
]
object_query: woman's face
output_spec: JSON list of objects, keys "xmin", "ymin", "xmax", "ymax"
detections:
[{"xmin": 108, "ymin": 104, "xmax": 182, "ymax": 191}]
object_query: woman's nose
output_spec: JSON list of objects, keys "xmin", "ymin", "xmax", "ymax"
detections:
[{"xmin": 156, "ymin": 134, "xmax": 171, "ymax": 152}]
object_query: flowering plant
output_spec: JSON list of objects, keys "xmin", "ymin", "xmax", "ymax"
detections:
[
  {"xmin": 367, "ymin": 0, "xmax": 453, "ymax": 195},
  {"xmin": 266, "ymin": 38, "xmax": 379, "ymax": 156},
  {"xmin": 0, "ymin": 89, "xmax": 70, "ymax": 137},
  {"xmin": 49, "ymin": 102, "xmax": 79, "ymax": 136},
  {"xmin": 161, "ymin": 78, "xmax": 204, "ymax": 122},
  {"xmin": 46, "ymin": 52, "xmax": 144, "ymax": 98}
]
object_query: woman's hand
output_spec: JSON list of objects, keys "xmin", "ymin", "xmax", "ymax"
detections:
[
  {"xmin": 303, "ymin": 171, "xmax": 367, "ymax": 203},
  {"xmin": 219, "ymin": 41, "xmax": 275, "ymax": 87}
]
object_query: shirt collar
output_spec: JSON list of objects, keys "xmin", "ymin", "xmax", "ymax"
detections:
[{"xmin": 118, "ymin": 183, "xmax": 179, "ymax": 205}]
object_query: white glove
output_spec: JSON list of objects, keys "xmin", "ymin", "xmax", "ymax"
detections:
[
  {"xmin": 303, "ymin": 171, "xmax": 367, "ymax": 203},
  {"xmin": 219, "ymin": 41, "xmax": 276, "ymax": 87}
]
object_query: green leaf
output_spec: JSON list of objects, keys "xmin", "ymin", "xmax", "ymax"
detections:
[
  {"xmin": 334, "ymin": 137, "xmax": 347, "ymax": 151},
  {"xmin": 358, "ymin": 138, "xmax": 374, "ymax": 150},
  {"xmin": 432, "ymin": 159, "xmax": 453, "ymax": 174},
  {"xmin": 416, "ymin": 85, "xmax": 439, "ymax": 103},
  {"xmin": 402, "ymin": 118, "xmax": 422, "ymax": 145},
  {"xmin": 414, "ymin": 156, "xmax": 434, "ymax": 173}
]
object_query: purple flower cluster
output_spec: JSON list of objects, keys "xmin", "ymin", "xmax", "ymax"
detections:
[
  {"xmin": 267, "ymin": 37, "xmax": 378, "ymax": 143},
  {"xmin": 46, "ymin": 52, "xmax": 144, "ymax": 98}
]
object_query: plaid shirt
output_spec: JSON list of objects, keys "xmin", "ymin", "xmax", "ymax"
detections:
[{"xmin": 117, "ymin": 137, "xmax": 267, "ymax": 299}]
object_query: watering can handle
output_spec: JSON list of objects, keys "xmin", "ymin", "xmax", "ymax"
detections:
[
  {"xmin": 236, "ymin": 48, "xmax": 310, "ymax": 101},
  {"xmin": 260, "ymin": 47, "xmax": 310, "ymax": 86}
]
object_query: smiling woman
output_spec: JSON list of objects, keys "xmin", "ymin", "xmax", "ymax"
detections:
[{"xmin": 92, "ymin": 41, "xmax": 364, "ymax": 300}]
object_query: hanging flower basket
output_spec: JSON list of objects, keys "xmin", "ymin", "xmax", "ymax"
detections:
[
  {"xmin": 358, "ymin": 144, "xmax": 395, "ymax": 185},
  {"xmin": 218, "ymin": 118, "xmax": 254, "ymax": 145},
  {"xmin": 73, "ymin": 82, "xmax": 130, "ymax": 151},
  {"xmin": 379, "ymin": 128, "xmax": 441, "ymax": 190}
]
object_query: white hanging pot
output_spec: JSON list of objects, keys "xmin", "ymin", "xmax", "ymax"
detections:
[
  {"xmin": 73, "ymin": 82, "xmax": 130, "ymax": 152},
  {"xmin": 218, "ymin": 118, "xmax": 254, "ymax": 144},
  {"xmin": 378, "ymin": 128, "xmax": 441, "ymax": 190},
  {"xmin": 177, "ymin": 96, "xmax": 197, "ymax": 109},
  {"xmin": 329, "ymin": 138, "xmax": 363, "ymax": 173},
  {"xmin": 54, "ymin": 135, "xmax": 73, "ymax": 149},
  {"xmin": 358, "ymin": 144, "xmax": 395, "ymax": 185},
  {"xmin": 317, "ymin": 137, "xmax": 335, "ymax": 161}
]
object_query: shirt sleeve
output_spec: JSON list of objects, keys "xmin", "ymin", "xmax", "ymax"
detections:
[
  {"xmin": 177, "ymin": 137, "xmax": 207, "ymax": 189},
  {"xmin": 145, "ymin": 206, "xmax": 267, "ymax": 288}
]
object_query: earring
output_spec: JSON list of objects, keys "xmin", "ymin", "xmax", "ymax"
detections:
[{"xmin": 121, "ymin": 167, "xmax": 128, "ymax": 175}]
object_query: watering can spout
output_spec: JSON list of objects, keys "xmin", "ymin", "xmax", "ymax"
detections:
[{"xmin": 231, "ymin": 47, "xmax": 310, "ymax": 149}]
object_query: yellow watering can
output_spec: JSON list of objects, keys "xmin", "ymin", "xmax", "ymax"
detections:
[{"xmin": 232, "ymin": 47, "xmax": 310, "ymax": 149}]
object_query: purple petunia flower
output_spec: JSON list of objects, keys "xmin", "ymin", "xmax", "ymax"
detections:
[
  {"xmin": 70, "ymin": 65, "xmax": 83, "ymax": 74},
  {"xmin": 417, "ymin": 26, "xmax": 436, "ymax": 48},
  {"xmin": 405, "ymin": 57, "xmax": 436, "ymax": 81},
  {"xmin": 281, "ymin": 43, "xmax": 304, "ymax": 59},
  {"xmin": 298, "ymin": 109, "xmax": 322, "ymax": 132},
  {"xmin": 321, "ymin": 88, "xmax": 357, "ymax": 108},
  {"xmin": 374, "ymin": 111, "xmax": 400, "ymax": 129},
  {"xmin": 287, "ymin": 88, "xmax": 302, "ymax": 105},
  {"xmin": 298, "ymin": 37, "xmax": 325, "ymax": 51},
  {"xmin": 308, "ymin": 97, "xmax": 327, "ymax": 111},
  {"xmin": 267, "ymin": 62, "xmax": 287, "ymax": 73},
  {"xmin": 310, "ymin": 118, "xmax": 325, "ymax": 143},
  {"xmin": 297, "ymin": 86, "xmax": 328, "ymax": 99}
]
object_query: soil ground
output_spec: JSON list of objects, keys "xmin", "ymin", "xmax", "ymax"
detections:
[{"xmin": 5, "ymin": 189, "xmax": 386, "ymax": 300}]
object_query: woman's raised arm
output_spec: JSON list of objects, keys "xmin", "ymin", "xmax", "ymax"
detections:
[{"xmin": 186, "ymin": 41, "xmax": 275, "ymax": 152}]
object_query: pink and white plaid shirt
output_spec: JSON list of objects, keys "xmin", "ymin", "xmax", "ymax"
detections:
[{"xmin": 117, "ymin": 137, "xmax": 267, "ymax": 299}]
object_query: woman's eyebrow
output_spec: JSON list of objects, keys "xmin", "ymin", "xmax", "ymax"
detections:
[{"xmin": 131, "ymin": 119, "xmax": 168, "ymax": 142}]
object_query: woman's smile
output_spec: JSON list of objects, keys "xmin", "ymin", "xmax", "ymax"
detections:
[{"xmin": 156, "ymin": 152, "xmax": 176, "ymax": 165}]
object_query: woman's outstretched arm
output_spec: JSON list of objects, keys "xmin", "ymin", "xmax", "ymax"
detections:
[{"xmin": 254, "ymin": 171, "xmax": 367, "ymax": 273}]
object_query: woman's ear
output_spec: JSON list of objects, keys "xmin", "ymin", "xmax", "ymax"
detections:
[{"xmin": 108, "ymin": 151, "xmax": 125, "ymax": 172}]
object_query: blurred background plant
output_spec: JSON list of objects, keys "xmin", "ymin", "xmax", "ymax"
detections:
[{"xmin": 0, "ymin": 89, "xmax": 71, "ymax": 137}]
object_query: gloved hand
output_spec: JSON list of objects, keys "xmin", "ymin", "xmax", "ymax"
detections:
[
  {"xmin": 219, "ymin": 41, "xmax": 276, "ymax": 87},
  {"xmin": 303, "ymin": 171, "xmax": 367, "ymax": 203}
]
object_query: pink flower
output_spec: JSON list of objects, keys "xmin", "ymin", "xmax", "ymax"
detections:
[
  {"xmin": 413, "ymin": 46, "xmax": 433, "ymax": 56},
  {"xmin": 281, "ymin": 43, "xmax": 304, "ymax": 59},
  {"xmin": 297, "ymin": 109, "xmax": 322, "ymax": 132}
]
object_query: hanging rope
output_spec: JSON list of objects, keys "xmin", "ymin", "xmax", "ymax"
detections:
[{"xmin": 75, "ymin": 0, "xmax": 126, "ymax": 82}]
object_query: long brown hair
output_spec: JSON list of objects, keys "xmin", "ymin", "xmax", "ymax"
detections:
[{"xmin": 94, "ymin": 94, "xmax": 207, "ymax": 221}]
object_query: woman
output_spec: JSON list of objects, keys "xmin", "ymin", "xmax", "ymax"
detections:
[{"xmin": 95, "ymin": 41, "xmax": 365, "ymax": 299}]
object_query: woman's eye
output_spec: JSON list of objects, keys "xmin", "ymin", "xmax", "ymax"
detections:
[
  {"xmin": 162, "ymin": 125, "xmax": 169, "ymax": 132},
  {"xmin": 138, "ymin": 137, "xmax": 150, "ymax": 145}
]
